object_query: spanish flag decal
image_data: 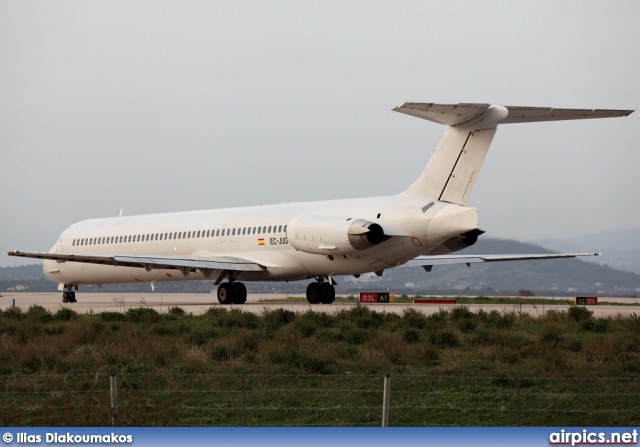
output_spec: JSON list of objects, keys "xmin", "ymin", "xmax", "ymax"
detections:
[{"xmin": 258, "ymin": 238, "xmax": 265, "ymax": 246}]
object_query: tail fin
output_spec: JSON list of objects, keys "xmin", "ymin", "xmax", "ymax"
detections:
[{"xmin": 395, "ymin": 102, "xmax": 633, "ymax": 205}]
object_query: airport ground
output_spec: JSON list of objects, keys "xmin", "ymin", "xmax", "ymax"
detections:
[{"xmin": 1, "ymin": 292, "xmax": 639, "ymax": 317}]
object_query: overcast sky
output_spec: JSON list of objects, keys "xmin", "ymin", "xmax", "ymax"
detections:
[{"xmin": 1, "ymin": 0, "xmax": 639, "ymax": 267}]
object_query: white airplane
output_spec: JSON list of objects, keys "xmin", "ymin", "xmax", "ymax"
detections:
[{"xmin": 9, "ymin": 102, "xmax": 633, "ymax": 304}]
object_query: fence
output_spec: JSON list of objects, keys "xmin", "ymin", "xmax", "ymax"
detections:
[{"xmin": 1, "ymin": 372, "xmax": 638, "ymax": 426}]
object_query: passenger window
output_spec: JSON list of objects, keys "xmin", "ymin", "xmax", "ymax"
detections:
[
  {"xmin": 268, "ymin": 226, "xmax": 272, "ymax": 233},
  {"xmin": 206, "ymin": 230, "xmax": 210, "ymax": 237},
  {"xmin": 284, "ymin": 225, "xmax": 287, "ymax": 232},
  {"xmin": 232, "ymin": 228, "xmax": 236, "ymax": 236},
  {"xmin": 278, "ymin": 225, "xmax": 282, "ymax": 233}
]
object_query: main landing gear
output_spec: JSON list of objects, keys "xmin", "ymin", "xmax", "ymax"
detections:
[
  {"xmin": 306, "ymin": 278, "xmax": 336, "ymax": 304},
  {"xmin": 62, "ymin": 284, "xmax": 77, "ymax": 303},
  {"xmin": 217, "ymin": 281, "xmax": 247, "ymax": 305}
]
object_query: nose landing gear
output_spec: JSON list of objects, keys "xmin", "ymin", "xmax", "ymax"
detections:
[{"xmin": 61, "ymin": 284, "xmax": 77, "ymax": 303}]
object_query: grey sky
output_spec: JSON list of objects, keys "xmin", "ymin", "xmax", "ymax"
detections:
[{"xmin": 1, "ymin": 0, "xmax": 639, "ymax": 267}]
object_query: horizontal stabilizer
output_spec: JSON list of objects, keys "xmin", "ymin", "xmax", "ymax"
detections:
[{"xmin": 393, "ymin": 103, "xmax": 633, "ymax": 127}]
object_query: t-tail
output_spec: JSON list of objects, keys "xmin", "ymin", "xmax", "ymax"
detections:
[{"xmin": 394, "ymin": 103, "xmax": 633, "ymax": 205}]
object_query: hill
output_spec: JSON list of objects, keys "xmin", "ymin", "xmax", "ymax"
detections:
[{"xmin": 531, "ymin": 227, "xmax": 640, "ymax": 275}]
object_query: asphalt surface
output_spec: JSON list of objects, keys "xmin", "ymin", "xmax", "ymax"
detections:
[{"xmin": 2, "ymin": 292, "xmax": 639, "ymax": 317}]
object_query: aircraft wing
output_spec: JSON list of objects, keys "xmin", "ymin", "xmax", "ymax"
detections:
[
  {"xmin": 7, "ymin": 251, "xmax": 265, "ymax": 277},
  {"xmin": 404, "ymin": 252, "xmax": 600, "ymax": 270}
]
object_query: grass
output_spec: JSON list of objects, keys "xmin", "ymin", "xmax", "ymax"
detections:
[{"xmin": 1, "ymin": 303, "xmax": 639, "ymax": 426}]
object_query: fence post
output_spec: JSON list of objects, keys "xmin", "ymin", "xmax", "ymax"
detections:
[
  {"xmin": 382, "ymin": 374, "xmax": 391, "ymax": 427},
  {"xmin": 516, "ymin": 377, "xmax": 521, "ymax": 427},
  {"xmin": 110, "ymin": 375, "xmax": 118, "ymax": 426},
  {"xmin": 242, "ymin": 374, "xmax": 247, "ymax": 427}
]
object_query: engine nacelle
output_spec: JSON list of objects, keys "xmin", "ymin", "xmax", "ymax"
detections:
[
  {"xmin": 426, "ymin": 229, "xmax": 485, "ymax": 256},
  {"xmin": 287, "ymin": 215, "xmax": 387, "ymax": 255}
]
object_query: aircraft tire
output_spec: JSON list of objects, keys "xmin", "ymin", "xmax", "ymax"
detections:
[
  {"xmin": 62, "ymin": 291, "xmax": 71, "ymax": 303},
  {"xmin": 320, "ymin": 283, "xmax": 335, "ymax": 304},
  {"xmin": 233, "ymin": 282, "xmax": 247, "ymax": 304},
  {"xmin": 217, "ymin": 283, "xmax": 235, "ymax": 305},
  {"xmin": 306, "ymin": 282, "xmax": 323, "ymax": 304},
  {"xmin": 70, "ymin": 292, "xmax": 77, "ymax": 303}
]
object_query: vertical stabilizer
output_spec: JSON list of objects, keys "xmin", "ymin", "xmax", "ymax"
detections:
[{"xmin": 402, "ymin": 125, "xmax": 497, "ymax": 205}]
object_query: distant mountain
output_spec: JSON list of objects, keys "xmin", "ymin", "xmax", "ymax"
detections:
[
  {"xmin": 2, "ymin": 238, "xmax": 639, "ymax": 296},
  {"xmin": 531, "ymin": 227, "xmax": 640, "ymax": 274}
]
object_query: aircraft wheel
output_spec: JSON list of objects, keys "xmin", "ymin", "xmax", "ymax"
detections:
[
  {"xmin": 217, "ymin": 283, "xmax": 235, "ymax": 305},
  {"xmin": 233, "ymin": 282, "xmax": 247, "ymax": 304},
  {"xmin": 306, "ymin": 282, "xmax": 323, "ymax": 304},
  {"xmin": 62, "ymin": 291, "xmax": 71, "ymax": 303},
  {"xmin": 321, "ymin": 283, "xmax": 335, "ymax": 304},
  {"xmin": 69, "ymin": 292, "xmax": 77, "ymax": 303}
]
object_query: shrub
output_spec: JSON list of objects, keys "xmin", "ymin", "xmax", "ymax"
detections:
[
  {"xmin": 168, "ymin": 307, "xmax": 186, "ymax": 316},
  {"xmin": 54, "ymin": 307, "xmax": 78, "ymax": 321},
  {"xmin": 568, "ymin": 305, "xmax": 593, "ymax": 322},
  {"xmin": 263, "ymin": 308, "xmax": 296, "ymax": 330},
  {"xmin": 222, "ymin": 309, "xmax": 261, "ymax": 329},
  {"xmin": 1, "ymin": 307, "xmax": 25, "ymax": 320},
  {"xmin": 541, "ymin": 328, "xmax": 564, "ymax": 347},
  {"xmin": 403, "ymin": 328, "xmax": 421, "ymax": 344},
  {"xmin": 402, "ymin": 308, "xmax": 427, "ymax": 329},
  {"xmin": 580, "ymin": 318, "xmax": 610, "ymax": 333},
  {"xmin": 126, "ymin": 307, "xmax": 161, "ymax": 323},
  {"xmin": 26, "ymin": 305, "xmax": 53, "ymax": 323},
  {"xmin": 457, "ymin": 319, "xmax": 477, "ymax": 333},
  {"xmin": 99, "ymin": 311, "xmax": 127, "ymax": 322},
  {"xmin": 429, "ymin": 331, "xmax": 459, "ymax": 348},
  {"xmin": 450, "ymin": 306, "xmax": 474, "ymax": 321}
]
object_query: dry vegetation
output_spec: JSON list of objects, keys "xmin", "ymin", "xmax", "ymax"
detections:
[{"xmin": 1, "ymin": 304, "xmax": 639, "ymax": 426}]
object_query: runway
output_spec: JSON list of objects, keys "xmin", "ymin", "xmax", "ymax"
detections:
[{"xmin": 2, "ymin": 292, "xmax": 639, "ymax": 318}]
